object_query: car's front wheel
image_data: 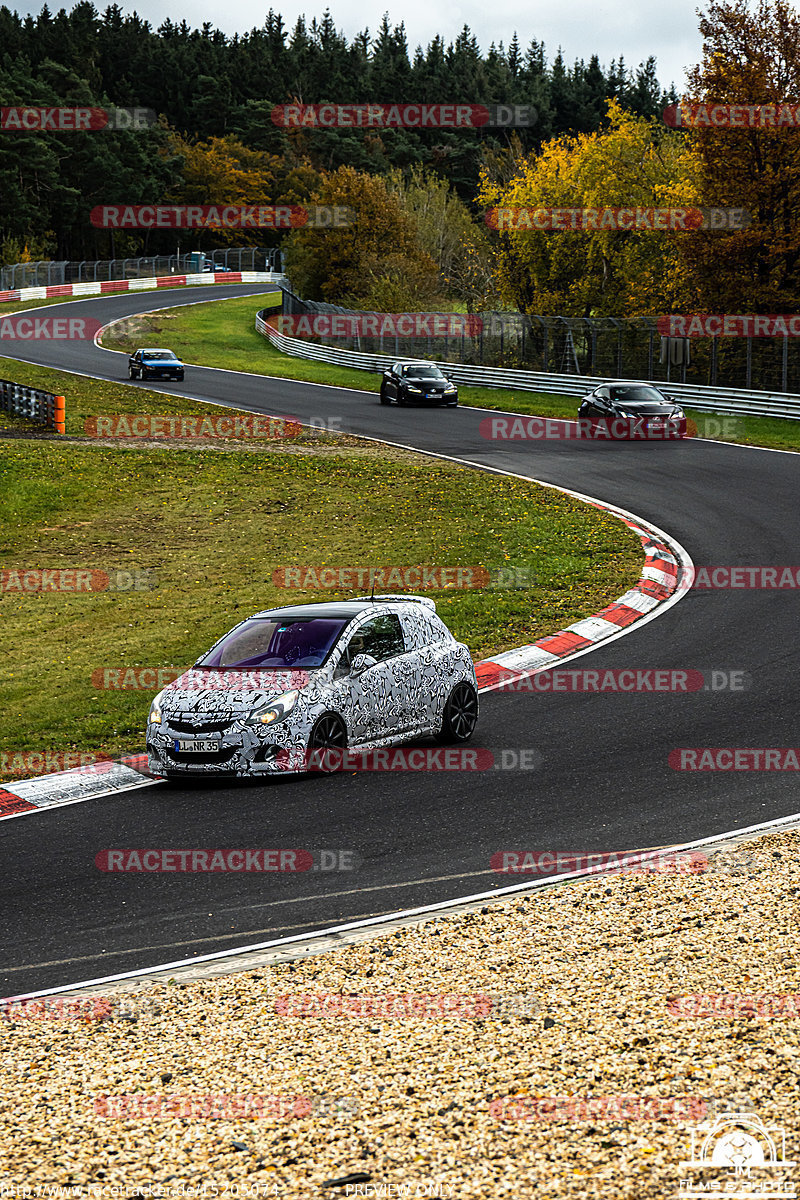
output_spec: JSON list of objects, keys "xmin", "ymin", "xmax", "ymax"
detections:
[
  {"xmin": 128, "ymin": 367, "xmax": 137, "ymax": 380},
  {"xmin": 379, "ymin": 383, "xmax": 391, "ymax": 405},
  {"xmin": 306, "ymin": 713, "xmax": 348, "ymax": 773},
  {"xmin": 177, "ymin": 372, "xmax": 184, "ymax": 381},
  {"xmin": 436, "ymin": 681, "xmax": 478, "ymax": 743}
]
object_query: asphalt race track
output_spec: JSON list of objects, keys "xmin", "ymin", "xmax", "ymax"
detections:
[{"xmin": 2, "ymin": 284, "xmax": 798, "ymax": 995}]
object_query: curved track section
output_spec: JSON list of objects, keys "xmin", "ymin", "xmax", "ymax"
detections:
[{"xmin": 2, "ymin": 286, "xmax": 798, "ymax": 995}]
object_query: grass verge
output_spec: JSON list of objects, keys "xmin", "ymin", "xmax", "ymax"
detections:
[{"xmin": 0, "ymin": 375, "xmax": 641, "ymax": 767}]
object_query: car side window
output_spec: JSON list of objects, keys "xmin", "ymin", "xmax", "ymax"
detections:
[{"xmin": 335, "ymin": 614, "xmax": 405, "ymax": 676}]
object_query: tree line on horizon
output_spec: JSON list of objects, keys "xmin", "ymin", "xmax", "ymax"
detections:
[{"xmin": 0, "ymin": 1, "xmax": 675, "ymax": 265}]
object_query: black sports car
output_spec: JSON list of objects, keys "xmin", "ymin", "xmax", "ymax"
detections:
[
  {"xmin": 379, "ymin": 362, "xmax": 458, "ymax": 407},
  {"xmin": 578, "ymin": 382, "xmax": 686, "ymax": 439},
  {"xmin": 128, "ymin": 348, "xmax": 185, "ymax": 382}
]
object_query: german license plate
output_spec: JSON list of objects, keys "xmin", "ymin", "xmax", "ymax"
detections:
[{"xmin": 174, "ymin": 739, "xmax": 219, "ymax": 753}]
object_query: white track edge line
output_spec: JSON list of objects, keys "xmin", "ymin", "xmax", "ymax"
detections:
[{"xmin": 10, "ymin": 806, "xmax": 800, "ymax": 1001}]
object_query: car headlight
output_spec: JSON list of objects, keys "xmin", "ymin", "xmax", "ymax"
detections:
[
  {"xmin": 405, "ymin": 385, "xmax": 423, "ymax": 393},
  {"xmin": 246, "ymin": 690, "xmax": 299, "ymax": 726},
  {"xmin": 148, "ymin": 692, "xmax": 164, "ymax": 725},
  {"xmin": 444, "ymin": 384, "xmax": 457, "ymax": 393},
  {"xmin": 672, "ymin": 408, "xmax": 685, "ymax": 418}
]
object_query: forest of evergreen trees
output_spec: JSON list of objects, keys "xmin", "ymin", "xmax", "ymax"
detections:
[{"xmin": 0, "ymin": 3, "xmax": 676, "ymax": 262}]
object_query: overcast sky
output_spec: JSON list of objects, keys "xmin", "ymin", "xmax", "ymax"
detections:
[{"xmin": 20, "ymin": 0, "xmax": 708, "ymax": 92}]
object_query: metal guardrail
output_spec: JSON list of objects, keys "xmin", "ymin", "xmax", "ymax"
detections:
[
  {"xmin": 256, "ymin": 310, "xmax": 800, "ymax": 421},
  {"xmin": 0, "ymin": 248, "xmax": 284, "ymax": 291},
  {"xmin": 0, "ymin": 379, "xmax": 64, "ymax": 432}
]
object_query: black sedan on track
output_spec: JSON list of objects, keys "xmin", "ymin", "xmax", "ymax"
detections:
[
  {"xmin": 578, "ymin": 381, "xmax": 687, "ymax": 438},
  {"xmin": 128, "ymin": 348, "xmax": 185, "ymax": 382},
  {"xmin": 379, "ymin": 362, "xmax": 458, "ymax": 407}
]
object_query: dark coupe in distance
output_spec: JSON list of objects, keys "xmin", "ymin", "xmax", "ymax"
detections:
[
  {"xmin": 578, "ymin": 382, "xmax": 687, "ymax": 438},
  {"xmin": 380, "ymin": 362, "xmax": 459, "ymax": 407},
  {"xmin": 128, "ymin": 348, "xmax": 185, "ymax": 382}
]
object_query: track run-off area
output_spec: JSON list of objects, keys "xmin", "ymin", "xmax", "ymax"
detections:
[{"xmin": 2, "ymin": 283, "xmax": 797, "ymax": 996}]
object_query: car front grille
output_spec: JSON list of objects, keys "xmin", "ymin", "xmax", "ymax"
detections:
[{"xmin": 168, "ymin": 718, "xmax": 231, "ymax": 735}]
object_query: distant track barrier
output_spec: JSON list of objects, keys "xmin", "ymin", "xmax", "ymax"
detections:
[
  {"xmin": 0, "ymin": 379, "xmax": 64, "ymax": 433},
  {"xmin": 256, "ymin": 306, "xmax": 800, "ymax": 421}
]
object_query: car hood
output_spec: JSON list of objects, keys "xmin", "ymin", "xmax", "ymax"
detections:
[
  {"xmin": 613, "ymin": 402, "xmax": 680, "ymax": 415},
  {"xmin": 159, "ymin": 667, "xmax": 313, "ymax": 714}
]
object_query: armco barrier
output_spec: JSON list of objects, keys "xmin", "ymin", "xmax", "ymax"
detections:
[
  {"xmin": 0, "ymin": 272, "xmax": 284, "ymax": 306},
  {"xmin": 255, "ymin": 310, "xmax": 800, "ymax": 421},
  {"xmin": 0, "ymin": 379, "xmax": 64, "ymax": 433}
]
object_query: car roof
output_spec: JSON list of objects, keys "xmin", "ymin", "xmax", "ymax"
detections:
[
  {"xmin": 602, "ymin": 380, "xmax": 664, "ymax": 389},
  {"xmin": 139, "ymin": 347, "xmax": 177, "ymax": 354},
  {"xmin": 248, "ymin": 597, "xmax": 436, "ymax": 620}
]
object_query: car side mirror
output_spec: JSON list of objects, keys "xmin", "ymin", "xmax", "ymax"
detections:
[{"xmin": 350, "ymin": 653, "xmax": 378, "ymax": 677}]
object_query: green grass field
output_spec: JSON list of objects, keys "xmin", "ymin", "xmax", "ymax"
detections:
[{"xmin": 0, "ymin": 364, "xmax": 642, "ymax": 768}]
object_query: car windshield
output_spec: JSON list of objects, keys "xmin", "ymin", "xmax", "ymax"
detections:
[
  {"xmin": 609, "ymin": 385, "xmax": 666, "ymax": 403},
  {"xmin": 142, "ymin": 351, "xmax": 177, "ymax": 361},
  {"xmin": 405, "ymin": 365, "xmax": 444, "ymax": 379},
  {"xmin": 196, "ymin": 616, "xmax": 350, "ymax": 669}
]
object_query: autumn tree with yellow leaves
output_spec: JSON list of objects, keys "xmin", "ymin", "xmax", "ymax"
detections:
[
  {"xmin": 166, "ymin": 134, "xmax": 323, "ymax": 246},
  {"xmin": 478, "ymin": 99, "xmax": 699, "ymax": 317}
]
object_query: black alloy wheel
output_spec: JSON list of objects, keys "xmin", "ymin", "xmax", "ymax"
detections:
[
  {"xmin": 307, "ymin": 713, "xmax": 348, "ymax": 773},
  {"xmin": 436, "ymin": 681, "xmax": 479, "ymax": 743}
]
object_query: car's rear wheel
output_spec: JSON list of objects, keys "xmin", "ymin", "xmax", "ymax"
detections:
[
  {"xmin": 307, "ymin": 713, "xmax": 348, "ymax": 773},
  {"xmin": 436, "ymin": 681, "xmax": 478, "ymax": 743}
]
